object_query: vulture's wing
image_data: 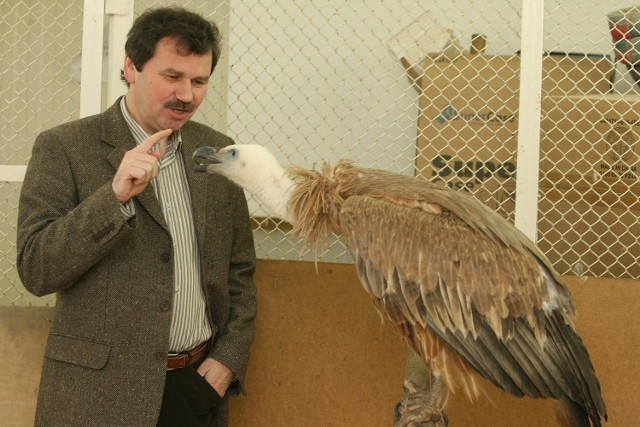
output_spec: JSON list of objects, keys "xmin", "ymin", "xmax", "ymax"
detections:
[{"xmin": 338, "ymin": 195, "xmax": 605, "ymax": 421}]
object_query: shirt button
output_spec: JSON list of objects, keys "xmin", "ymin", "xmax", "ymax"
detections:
[{"xmin": 161, "ymin": 252, "xmax": 171, "ymax": 263}]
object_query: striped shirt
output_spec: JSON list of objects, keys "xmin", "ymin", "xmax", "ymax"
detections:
[{"xmin": 119, "ymin": 97, "xmax": 211, "ymax": 353}]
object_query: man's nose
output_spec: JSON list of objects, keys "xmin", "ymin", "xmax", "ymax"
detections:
[{"xmin": 175, "ymin": 80, "xmax": 194, "ymax": 103}]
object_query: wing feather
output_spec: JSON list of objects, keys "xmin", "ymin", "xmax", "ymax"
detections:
[
  {"xmin": 340, "ymin": 195, "xmax": 549, "ymax": 340},
  {"xmin": 338, "ymin": 195, "xmax": 605, "ymax": 422}
]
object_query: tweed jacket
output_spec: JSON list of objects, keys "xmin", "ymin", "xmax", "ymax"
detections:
[{"xmin": 16, "ymin": 100, "xmax": 257, "ymax": 426}]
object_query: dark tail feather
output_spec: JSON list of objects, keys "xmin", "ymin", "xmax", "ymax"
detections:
[{"xmin": 556, "ymin": 398, "xmax": 601, "ymax": 427}]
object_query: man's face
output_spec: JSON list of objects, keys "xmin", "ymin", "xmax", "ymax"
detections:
[{"xmin": 123, "ymin": 37, "xmax": 213, "ymax": 133}]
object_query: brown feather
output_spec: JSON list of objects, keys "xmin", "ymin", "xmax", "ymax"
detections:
[
  {"xmin": 287, "ymin": 162, "xmax": 563, "ymax": 340},
  {"xmin": 287, "ymin": 162, "xmax": 355, "ymax": 251}
]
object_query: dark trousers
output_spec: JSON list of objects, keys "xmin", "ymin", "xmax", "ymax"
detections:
[{"xmin": 157, "ymin": 357, "xmax": 227, "ymax": 427}]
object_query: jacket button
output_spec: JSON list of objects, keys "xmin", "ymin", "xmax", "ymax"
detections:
[
  {"xmin": 161, "ymin": 252, "xmax": 171, "ymax": 263},
  {"xmin": 155, "ymin": 352, "xmax": 165, "ymax": 361},
  {"xmin": 160, "ymin": 301, "xmax": 171, "ymax": 311}
]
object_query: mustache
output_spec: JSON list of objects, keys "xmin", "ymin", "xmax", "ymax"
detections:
[{"xmin": 164, "ymin": 100, "xmax": 195, "ymax": 112}]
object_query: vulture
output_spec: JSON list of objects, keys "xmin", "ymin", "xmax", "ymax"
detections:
[{"xmin": 193, "ymin": 144, "xmax": 607, "ymax": 427}]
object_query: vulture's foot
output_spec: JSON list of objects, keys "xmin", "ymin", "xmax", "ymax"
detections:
[{"xmin": 393, "ymin": 375, "xmax": 447, "ymax": 427}]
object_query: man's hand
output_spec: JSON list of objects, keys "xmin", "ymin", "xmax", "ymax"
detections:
[
  {"xmin": 197, "ymin": 358, "xmax": 234, "ymax": 397},
  {"xmin": 112, "ymin": 129, "xmax": 172, "ymax": 204}
]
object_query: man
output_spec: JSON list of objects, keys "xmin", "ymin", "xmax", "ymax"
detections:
[{"xmin": 16, "ymin": 7, "xmax": 256, "ymax": 426}]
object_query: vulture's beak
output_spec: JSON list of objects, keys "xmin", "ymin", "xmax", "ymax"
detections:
[{"xmin": 193, "ymin": 146, "xmax": 222, "ymax": 172}]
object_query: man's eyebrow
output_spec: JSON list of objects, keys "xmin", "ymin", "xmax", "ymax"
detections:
[{"xmin": 163, "ymin": 67, "xmax": 184, "ymax": 76}]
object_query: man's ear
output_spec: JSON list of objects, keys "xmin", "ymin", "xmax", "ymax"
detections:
[{"xmin": 123, "ymin": 55, "xmax": 136, "ymax": 84}]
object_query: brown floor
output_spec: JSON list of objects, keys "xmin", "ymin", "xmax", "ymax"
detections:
[
  {"xmin": 0, "ymin": 305, "xmax": 51, "ymax": 427},
  {"xmin": 2, "ymin": 260, "xmax": 638, "ymax": 426}
]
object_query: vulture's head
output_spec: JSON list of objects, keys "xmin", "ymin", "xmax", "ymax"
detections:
[{"xmin": 193, "ymin": 144, "xmax": 294, "ymax": 222}]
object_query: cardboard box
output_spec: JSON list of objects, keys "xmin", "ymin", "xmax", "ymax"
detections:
[
  {"xmin": 414, "ymin": 55, "xmax": 523, "ymax": 201},
  {"xmin": 414, "ymin": 56, "xmax": 638, "ymax": 277},
  {"xmin": 541, "ymin": 94, "xmax": 640, "ymax": 188},
  {"xmin": 537, "ymin": 192, "xmax": 640, "ymax": 278},
  {"xmin": 535, "ymin": 94, "xmax": 640, "ymax": 278},
  {"xmin": 415, "ymin": 55, "xmax": 614, "ymax": 196},
  {"xmin": 407, "ymin": 53, "xmax": 614, "ymax": 94},
  {"xmin": 493, "ymin": 180, "xmax": 640, "ymax": 278}
]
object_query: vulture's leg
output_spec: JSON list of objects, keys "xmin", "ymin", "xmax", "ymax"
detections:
[{"xmin": 394, "ymin": 349, "xmax": 448, "ymax": 427}]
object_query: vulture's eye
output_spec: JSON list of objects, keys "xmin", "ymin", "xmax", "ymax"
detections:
[{"xmin": 230, "ymin": 149, "xmax": 237, "ymax": 158}]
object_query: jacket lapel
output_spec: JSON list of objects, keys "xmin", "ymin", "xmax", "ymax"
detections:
[
  {"xmin": 101, "ymin": 100, "xmax": 169, "ymax": 232},
  {"xmin": 181, "ymin": 125, "xmax": 209, "ymax": 253}
]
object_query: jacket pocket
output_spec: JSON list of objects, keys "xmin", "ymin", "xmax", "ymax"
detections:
[{"xmin": 45, "ymin": 333, "xmax": 111, "ymax": 370}]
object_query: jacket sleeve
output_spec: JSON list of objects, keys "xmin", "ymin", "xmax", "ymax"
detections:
[{"xmin": 16, "ymin": 130, "xmax": 132, "ymax": 296}]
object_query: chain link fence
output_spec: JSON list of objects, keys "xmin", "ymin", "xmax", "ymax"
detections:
[
  {"xmin": 2, "ymin": 0, "xmax": 638, "ymax": 306},
  {"xmin": 1, "ymin": 0, "xmax": 83, "ymax": 306}
]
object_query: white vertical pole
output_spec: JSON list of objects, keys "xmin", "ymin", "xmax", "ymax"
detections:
[
  {"xmin": 80, "ymin": 0, "xmax": 105, "ymax": 118},
  {"xmin": 0, "ymin": 166, "xmax": 27, "ymax": 182},
  {"xmin": 105, "ymin": 0, "xmax": 134, "ymax": 106},
  {"xmin": 515, "ymin": 0, "xmax": 544, "ymax": 243}
]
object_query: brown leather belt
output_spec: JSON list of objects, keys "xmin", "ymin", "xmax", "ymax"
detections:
[{"xmin": 167, "ymin": 339, "xmax": 210, "ymax": 370}]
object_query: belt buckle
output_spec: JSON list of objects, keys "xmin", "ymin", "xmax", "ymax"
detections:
[
  {"xmin": 167, "ymin": 339, "xmax": 208, "ymax": 370},
  {"xmin": 167, "ymin": 352, "xmax": 191, "ymax": 370}
]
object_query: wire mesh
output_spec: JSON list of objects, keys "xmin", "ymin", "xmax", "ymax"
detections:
[
  {"xmin": 1, "ymin": 0, "xmax": 638, "ymax": 307},
  {"xmin": 539, "ymin": 2, "xmax": 640, "ymax": 278},
  {"xmin": 0, "ymin": 0, "xmax": 83, "ymax": 306}
]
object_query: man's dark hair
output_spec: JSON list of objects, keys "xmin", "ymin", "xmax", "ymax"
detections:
[{"xmin": 121, "ymin": 7, "xmax": 221, "ymax": 84}]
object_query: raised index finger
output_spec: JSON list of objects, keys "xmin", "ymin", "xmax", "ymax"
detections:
[{"xmin": 134, "ymin": 129, "xmax": 173, "ymax": 156}]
